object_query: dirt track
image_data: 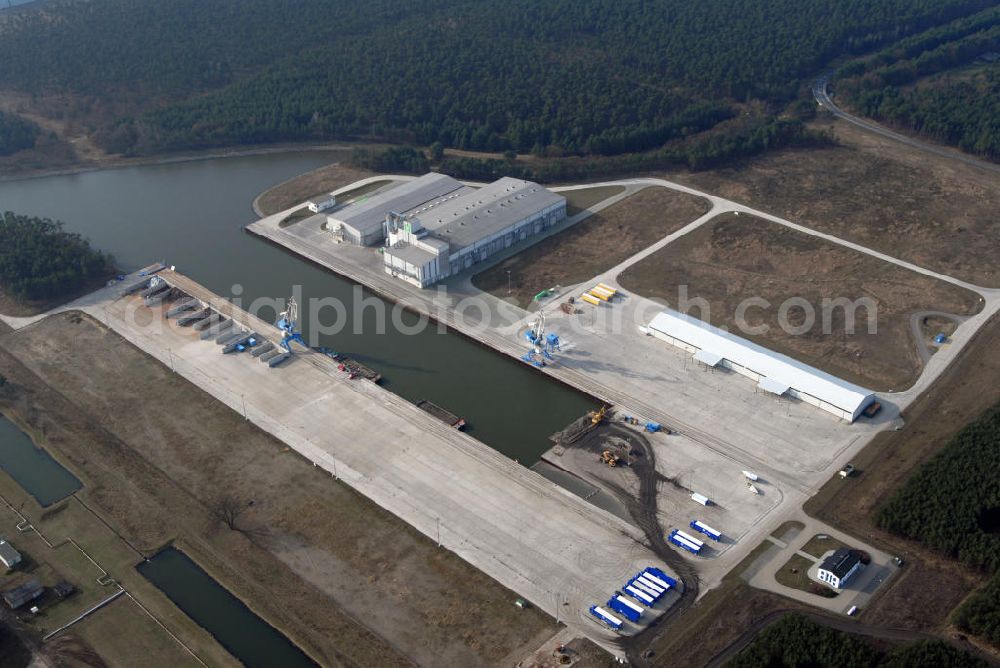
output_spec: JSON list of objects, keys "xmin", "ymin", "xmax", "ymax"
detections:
[{"xmin": 570, "ymin": 424, "xmax": 701, "ymax": 663}]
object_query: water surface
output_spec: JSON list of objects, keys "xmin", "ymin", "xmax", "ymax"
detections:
[
  {"xmin": 139, "ymin": 547, "xmax": 316, "ymax": 668},
  {"xmin": 0, "ymin": 152, "xmax": 595, "ymax": 462},
  {"xmin": 0, "ymin": 415, "xmax": 81, "ymax": 506}
]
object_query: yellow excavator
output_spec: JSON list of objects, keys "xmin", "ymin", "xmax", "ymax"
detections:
[
  {"xmin": 590, "ymin": 405, "xmax": 608, "ymax": 425},
  {"xmin": 600, "ymin": 449, "xmax": 620, "ymax": 467}
]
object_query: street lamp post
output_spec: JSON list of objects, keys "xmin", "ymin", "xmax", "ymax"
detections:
[{"xmin": 506, "ymin": 270, "xmax": 512, "ymax": 295}]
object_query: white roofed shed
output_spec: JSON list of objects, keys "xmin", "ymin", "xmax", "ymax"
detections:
[{"xmin": 647, "ymin": 309, "xmax": 876, "ymax": 422}]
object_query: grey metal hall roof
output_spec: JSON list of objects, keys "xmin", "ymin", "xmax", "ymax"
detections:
[
  {"xmin": 0, "ymin": 540, "xmax": 19, "ymax": 565},
  {"xmin": 385, "ymin": 243, "xmax": 437, "ymax": 267},
  {"xmin": 329, "ymin": 173, "xmax": 464, "ymax": 237},
  {"xmin": 412, "ymin": 177, "xmax": 566, "ymax": 251}
]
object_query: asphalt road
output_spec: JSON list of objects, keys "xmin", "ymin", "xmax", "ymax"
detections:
[{"xmin": 813, "ymin": 73, "xmax": 1000, "ymax": 176}]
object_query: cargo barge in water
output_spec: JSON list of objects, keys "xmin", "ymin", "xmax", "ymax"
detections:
[
  {"xmin": 314, "ymin": 347, "xmax": 382, "ymax": 383},
  {"xmin": 415, "ymin": 400, "xmax": 466, "ymax": 429}
]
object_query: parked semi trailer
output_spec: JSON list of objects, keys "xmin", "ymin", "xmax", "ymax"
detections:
[
  {"xmin": 607, "ymin": 595, "xmax": 643, "ymax": 623},
  {"xmin": 589, "ymin": 605, "xmax": 623, "ymax": 631},
  {"xmin": 690, "ymin": 520, "xmax": 722, "ymax": 541}
]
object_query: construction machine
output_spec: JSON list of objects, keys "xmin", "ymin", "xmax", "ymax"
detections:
[
  {"xmin": 600, "ymin": 450, "xmax": 620, "ymax": 467},
  {"xmin": 590, "ymin": 405, "xmax": 609, "ymax": 425}
]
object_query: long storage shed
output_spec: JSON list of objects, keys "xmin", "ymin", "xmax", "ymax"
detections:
[{"xmin": 646, "ymin": 309, "xmax": 876, "ymax": 422}]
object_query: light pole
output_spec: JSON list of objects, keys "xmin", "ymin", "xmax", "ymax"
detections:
[
  {"xmin": 167, "ymin": 348, "xmax": 175, "ymax": 373},
  {"xmin": 241, "ymin": 394, "xmax": 247, "ymax": 420},
  {"xmin": 506, "ymin": 270, "xmax": 512, "ymax": 296}
]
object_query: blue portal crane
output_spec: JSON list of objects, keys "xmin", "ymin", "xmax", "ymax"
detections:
[{"xmin": 277, "ymin": 296, "xmax": 306, "ymax": 352}]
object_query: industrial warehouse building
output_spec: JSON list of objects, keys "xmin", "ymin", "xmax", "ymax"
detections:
[
  {"xmin": 645, "ymin": 309, "xmax": 877, "ymax": 422},
  {"xmin": 327, "ymin": 173, "xmax": 566, "ymax": 287},
  {"xmin": 327, "ymin": 173, "xmax": 465, "ymax": 246}
]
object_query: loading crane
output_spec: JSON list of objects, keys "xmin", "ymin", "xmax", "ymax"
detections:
[
  {"xmin": 277, "ymin": 296, "xmax": 306, "ymax": 352},
  {"xmin": 522, "ymin": 313, "xmax": 561, "ymax": 367}
]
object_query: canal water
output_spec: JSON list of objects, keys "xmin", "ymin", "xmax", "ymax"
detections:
[
  {"xmin": 0, "ymin": 415, "xmax": 81, "ymax": 506},
  {"xmin": 138, "ymin": 547, "xmax": 317, "ymax": 668},
  {"xmin": 0, "ymin": 153, "xmax": 596, "ymax": 463}
]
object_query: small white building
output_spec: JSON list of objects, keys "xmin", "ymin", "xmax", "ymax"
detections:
[
  {"xmin": 817, "ymin": 548, "xmax": 862, "ymax": 589},
  {"xmin": 646, "ymin": 309, "xmax": 877, "ymax": 422},
  {"xmin": 0, "ymin": 539, "xmax": 21, "ymax": 571},
  {"xmin": 307, "ymin": 194, "xmax": 337, "ymax": 213}
]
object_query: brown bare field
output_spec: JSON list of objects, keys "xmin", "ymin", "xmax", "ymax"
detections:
[
  {"xmin": 803, "ymin": 311, "xmax": 1000, "ymax": 634},
  {"xmin": 563, "ymin": 185, "xmax": 625, "ymax": 216},
  {"xmin": 473, "ymin": 186, "xmax": 710, "ymax": 308},
  {"xmin": 254, "ymin": 160, "xmax": 374, "ymax": 216},
  {"xmin": 675, "ymin": 120, "xmax": 1000, "ymax": 288},
  {"xmin": 618, "ymin": 213, "xmax": 981, "ymax": 390},
  {"xmin": 0, "ymin": 312, "xmax": 555, "ymax": 667}
]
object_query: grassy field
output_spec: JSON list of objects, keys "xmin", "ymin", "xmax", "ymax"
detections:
[
  {"xmin": 0, "ymin": 312, "xmax": 556, "ymax": 667},
  {"xmin": 773, "ymin": 554, "xmax": 832, "ymax": 597},
  {"xmin": 677, "ymin": 119, "xmax": 1000, "ymax": 288},
  {"xmin": 562, "ymin": 185, "xmax": 625, "ymax": 216},
  {"xmin": 800, "ymin": 534, "xmax": 850, "ymax": 560},
  {"xmin": 254, "ymin": 159, "xmax": 375, "ymax": 216},
  {"xmin": 473, "ymin": 185, "xmax": 710, "ymax": 308},
  {"xmin": 618, "ymin": 212, "xmax": 981, "ymax": 390},
  {"xmin": 0, "ymin": 475, "xmax": 219, "ymax": 667},
  {"xmin": 771, "ymin": 521, "xmax": 805, "ymax": 543}
]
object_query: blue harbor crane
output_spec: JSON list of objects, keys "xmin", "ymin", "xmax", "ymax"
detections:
[
  {"xmin": 522, "ymin": 313, "xmax": 560, "ymax": 367},
  {"xmin": 277, "ymin": 296, "xmax": 306, "ymax": 352}
]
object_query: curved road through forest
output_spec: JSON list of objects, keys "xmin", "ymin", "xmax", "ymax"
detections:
[{"xmin": 813, "ymin": 74, "xmax": 1000, "ymax": 176}]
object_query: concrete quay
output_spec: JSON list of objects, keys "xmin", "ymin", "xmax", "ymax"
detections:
[
  {"xmin": 47, "ymin": 270, "xmax": 679, "ymax": 655},
  {"xmin": 246, "ymin": 174, "xmax": 1000, "ymax": 603}
]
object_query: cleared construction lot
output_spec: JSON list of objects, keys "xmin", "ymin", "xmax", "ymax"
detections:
[
  {"xmin": 679, "ymin": 120, "xmax": 1000, "ymax": 288},
  {"xmin": 618, "ymin": 212, "xmax": 982, "ymax": 390},
  {"xmin": 473, "ymin": 186, "xmax": 710, "ymax": 307}
]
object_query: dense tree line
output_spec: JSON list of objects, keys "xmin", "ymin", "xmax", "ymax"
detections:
[
  {"xmin": 853, "ymin": 72, "xmax": 1000, "ymax": 161},
  {"xmin": 833, "ymin": 6, "xmax": 1000, "ymax": 162},
  {"xmin": 0, "ymin": 110, "xmax": 37, "ymax": 156},
  {"xmin": 349, "ymin": 147, "xmax": 429, "ymax": 175},
  {"xmin": 728, "ymin": 614, "xmax": 985, "ymax": 667},
  {"xmin": 0, "ymin": 0, "xmax": 987, "ymax": 158},
  {"xmin": 876, "ymin": 403, "xmax": 1000, "ymax": 573},
  {"xmin": 351, "ymin": 118, "xmax": 832, "ymax": 183},
  {"xmin": 954, "ymin": 572, "xmax": 1000, "ymax": 648},
  {"xmin": 0, "ymin": 212, "xmax": 113, "ymax": 301}
]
